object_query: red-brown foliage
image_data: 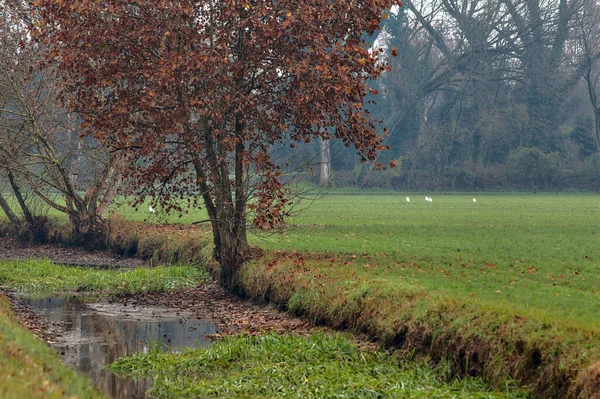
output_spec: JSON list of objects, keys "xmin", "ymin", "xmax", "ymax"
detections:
[{"xmin": 34, "ymin": 0, "xmax": 399, "ymax": 287}]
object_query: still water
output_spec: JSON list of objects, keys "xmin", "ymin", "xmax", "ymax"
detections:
[{"xmin": 27, "ymin": 295, "xmax": 217, "ymax": 398}]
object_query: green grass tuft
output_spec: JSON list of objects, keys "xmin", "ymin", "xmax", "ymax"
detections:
[
  {"xmin": 0, "ymin": 259, "xmax": 210, "ymax": 296},
  {"xmin": 109, "ymin": 332, "xmax": 532, "ymax": 399}
]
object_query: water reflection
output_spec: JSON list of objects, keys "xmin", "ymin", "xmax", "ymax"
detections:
[{"xmin": 28, "ymin": 295, "xmax": 217, "ymax": 399}]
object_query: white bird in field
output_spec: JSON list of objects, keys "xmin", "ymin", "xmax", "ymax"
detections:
[
  {"xmin": 149, "ymin": 206, "xmax": 155, "ymax": 213},
  {"xmin": 473, "ymin": 198, "xmax": 477, "ymax": 203},
  {"xmin": 425, "ymin": 196, "xmax": 429, "ymax": 202},
  {"xmin": 428, "ymin": 197, "xmax": 433, "ymax": 202},
  {"xmin": 406, "ymin": 197, "xmax": 410, "ymax": 202}
]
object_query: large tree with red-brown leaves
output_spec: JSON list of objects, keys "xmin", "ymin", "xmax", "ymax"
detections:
[{"xmin": 35, "ymin": 0, "xmax": 399, "ymax": 289}]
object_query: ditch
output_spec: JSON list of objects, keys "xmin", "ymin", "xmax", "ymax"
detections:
[{"xmin": 25, "ymin": 294, "xmax": 217, "ymax": 399}]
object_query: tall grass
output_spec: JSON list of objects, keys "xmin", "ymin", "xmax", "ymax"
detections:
[
  {"xmin": 109, "ymin": 332, "xmax": 532, "ymax": 399},
  {"xmin": 0, "ymin": 259, "xmax": 210, "ymax": 296}
]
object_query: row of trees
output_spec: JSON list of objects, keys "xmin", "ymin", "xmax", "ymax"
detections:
[
  {"xmin": 1, "ymin": 0, "xmax": 398, "ymax": 287},
  {"xmin": 2, "ymin": 0, "xmax": 598, "ymax": 286},
  {"xmin": 295, "ymin": 0, "xmax": 600, "ymax": 191},
  {"xmin": 0, "ymin": 0, "xmax": 123, "ymax": 242}
]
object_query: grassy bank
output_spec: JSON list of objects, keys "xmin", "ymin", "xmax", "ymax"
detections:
[
  {"xmin": 110, "ymin": 193, "xmax": 600, "ymax": 397},
  {"xmin": 2, "ymin": 193, "xmax": 599, "ymax": 396},
  {"xmin": 240, "ymin": 252, "xmax": 600, "ymax": 398},
  {"xmin": 238, "ymin": 194, "xmax": 600, "ymax": 397},
  {"xmin": 0, "ymin": 293, "xmax": 101, "ymax": 399},
  {"xmin": 258, "ymin": 194, "xmax": 600, "ymax": 329},
  {"xmin": 0, "ymin": 259, "xmax": 210, "ymax": 296},
  {"xmin": 109, "ymin": 332, "xmax": 531, "ymax": 398}
]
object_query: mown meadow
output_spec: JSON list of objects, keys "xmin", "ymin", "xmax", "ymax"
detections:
[
  {"xmin": 115, "ymin": 193, "xmax": 600, "ymax": 330},
  {"xmin": 258, "ymin": 194, "xmax": 600, "ymax": 329},
  {"xmin": 236, "ymin": 193, "xmax": 600, "ymax": 397},
  {"xmin": 1, "ymin": 192, "xmax": 599, "ymax": 397}
]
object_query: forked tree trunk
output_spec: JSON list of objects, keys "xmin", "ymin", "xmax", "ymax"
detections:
[
  {"xmin": 193, "ymin": 130, "xmax": 252, "ymax": 290},
  {"xmin": 213, "ymin": 209, "xmax": 251, "ymax": 290},
  {"xmin": 67, "ymin": 152, "xmax": 123, "ymax": 246},
  {"xmin": 194, "ymin": 171, "xmax": 251, "ymax": 289},
  {"xmin": 200, "ymin": 189, "xmax": 251, "ymax": 290},
  {"xmin": 68, "ymin": 209, "xmax": 104, "ymax": 246}
]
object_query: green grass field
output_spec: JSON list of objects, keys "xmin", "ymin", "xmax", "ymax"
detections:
[
  {"xmin": 251, "ymin": 194, "xmax": 600, "ymax": 330},
  {"xmin": 111, "ymin": 192, "xmax": 600, "ymax": 331},
  {"xmin": 3, "ymin": 193, "xmax": 599, "ymax": 329},
  {"xmin": 233, "ymin": 193, "xmax": 600, "ymax": 396},
  {"xmin": 2, "ymin": 192, "xmax": 599, "ymax": 396}
]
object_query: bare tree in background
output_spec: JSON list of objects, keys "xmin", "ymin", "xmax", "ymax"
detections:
[
  {"xmin": 318, "ymin": 137, "xmax": 332, "ymax": 185},
  {"xmin": 0, "ymin": 0, "xmax": 124, "ymax": 243},
  {"xmin": 573, "ymin": 0, "xmax": 600, "ymax": 152}
]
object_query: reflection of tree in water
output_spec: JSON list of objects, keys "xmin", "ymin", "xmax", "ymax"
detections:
[{"xmin": 28, "ymin": 296, "xmax": 216, "ymax": 399}]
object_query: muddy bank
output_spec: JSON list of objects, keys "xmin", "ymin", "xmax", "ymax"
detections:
[
  {"xmin": 4, "ymin": 283, "xmax": 319, "ymax": 399},
  {"xmin": 0, "ymin": 235, "xmax": 321, "ymax": 398},
  {"xmin": 0, "ymin": 237, "xmax": 317, "ymax": 337},
  {"xmin": 6, "ymin": 282, "xmax": 316, "ymax": 342},
  {"xmin": 118, "ymin": 282, "xmax": 316, "ymax": 336},
  {"xmin": 0, "ymin": 238, "xmax": 148, "ymax": 269}
]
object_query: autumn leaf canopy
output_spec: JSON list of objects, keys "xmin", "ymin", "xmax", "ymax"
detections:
[{"xmin": 35, "ymin": 0, "xmax": 398, "ymax": 227}]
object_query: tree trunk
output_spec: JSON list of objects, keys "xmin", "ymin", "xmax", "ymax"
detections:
[
  {"xmin": 88, "ymin": 151, "xmax": 125, "ymax": 218},
  {"xmin": 585, "ymin": 69, "xmax": 600, "ymax": 153},
  {"xmin": 96, "ymin": 170, "xmax": 123, "ymax": 218},
  {"xmin": 193, "ymin": 154, "xmax": 251, "ymax": 290},
  {"xmin": 201, "ymin": 185, "xmax": 251, "ymax": 290},
  {"xmin": 68, "ymin": 206, "xmax": 105, "ymax": 247},
  {"xmin": 7, "ymin": 171, "xmax": 34, "ymax": 227},
  {"xmin": 0, "ymin": 192, "xmax": 20, "ymax": 230},
  {"xmin": 319, "ymin": 137, "xmax": 331, "ymax": 185},
  {"xmin": 595, "ymin": 107, "xmax": 600, "ymax": 154},
  {"xmin": 213, "ymin": 208, "xmax": 250, "ymax": 290}
]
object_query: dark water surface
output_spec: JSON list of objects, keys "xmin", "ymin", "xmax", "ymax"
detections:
[{"xmin": 27, "ymin": 295, "xmax": 217, "ymax": 398}]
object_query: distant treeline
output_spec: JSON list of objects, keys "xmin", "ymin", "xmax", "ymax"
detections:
[{"xmin": 278, "ymin": 0, "xmax": 600, "ymax": 192}]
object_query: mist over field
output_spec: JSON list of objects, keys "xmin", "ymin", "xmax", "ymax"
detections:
[{"xmin": 2, "ymin": 1, "xmax": 600, "ymax": 398}]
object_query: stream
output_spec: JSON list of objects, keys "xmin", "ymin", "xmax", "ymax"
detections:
[{"xmin": 27, "ymin": 294, "xmax": 217, "ymax": 398}]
